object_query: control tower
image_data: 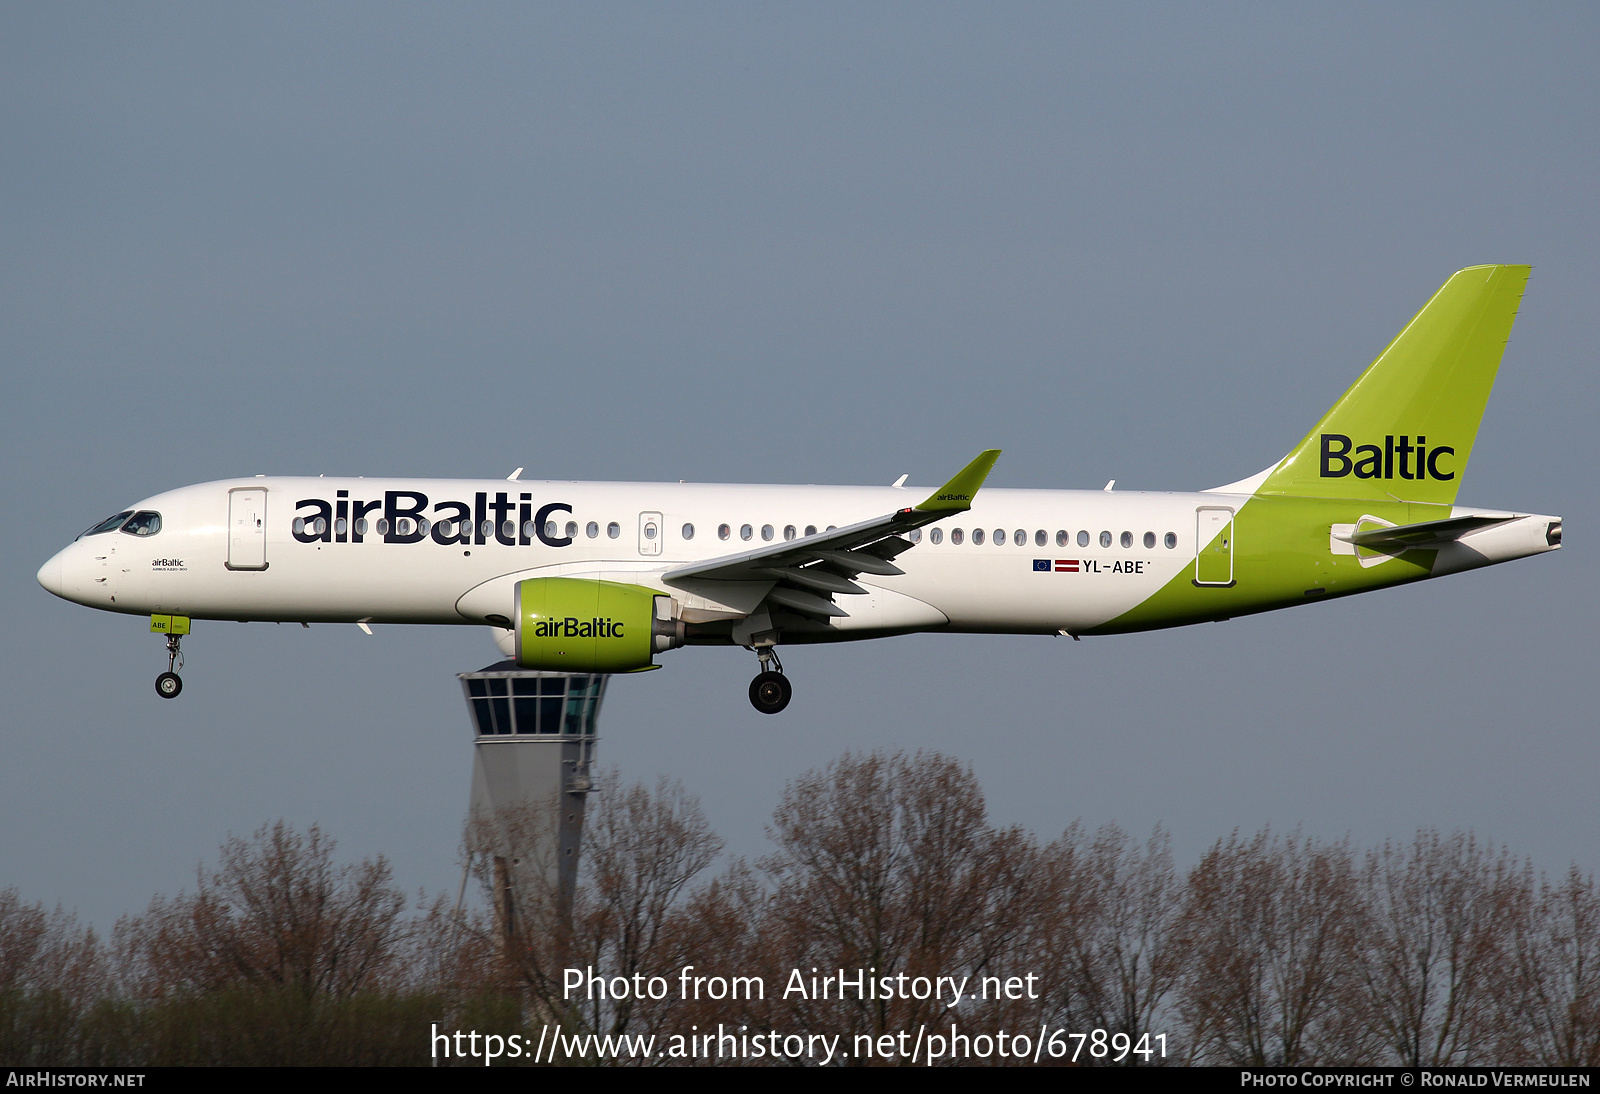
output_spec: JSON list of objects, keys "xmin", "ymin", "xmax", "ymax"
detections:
[{"xmin": 457, "ymin": 663, "xmax": 607, "ymax": 940}]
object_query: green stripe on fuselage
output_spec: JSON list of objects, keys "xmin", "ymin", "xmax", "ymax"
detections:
[{"xmin": 1089, "ymin": 495, "xmax": 1447, "ymax": 635}]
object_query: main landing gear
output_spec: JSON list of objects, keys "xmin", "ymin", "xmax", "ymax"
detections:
[
  {"xmin": 748, "ymin": 646, "xmax": 792, "ymax": 715},
  {"xmin": 155, "ymin": 633, "xmax": 183, "ymax": 699}
]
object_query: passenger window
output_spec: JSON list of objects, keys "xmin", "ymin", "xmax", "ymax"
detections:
[
  {"xmin": 682, "ymin": 523, "xmax": 695, "ymax": 540},
  {"xmin": 1077, "ymin": 530, "xmax": 1090, "ymax": 547},
  {"xmin": 930, "ymin": 528, "xmax": 943, "ymax": 544},
  {"xmin": 1035, "ymin": 529, "xmax": 1046, "ymax": 547},
  {"xmin": 783, "ymin": 525, "xmax": 796, "ymax": 541},
  {"xmin": 1056, "ymin": 530, "xmax": 1069, "ymax": 547},
  {"xmin": 395, "ymin": 518, "xmax": 412, "ymax": 536},
  {"xmin": 121, "ymin": 511, "xmax": 162, "ymax": 537},
  {"xmin": 607, "ymin": 522, "xmax": 621, "ymax": 539},
  {"xmin": 761, "ymin": 525, "xmax": 774, "ymax": 541},
  {"xmin": 909, "ymin": 528, "xmax": 922, "ymax": 544},
  {"xmin": 805, "ymin": 525, "xmax": 817, "ymax": 536},
  {"xmin": 1120, "ymin": 531, "xmax": 1132, "ymax": 548},
  {"xmin": 973, "ymin": 528, "xmax": 985, "ymax": 545},
  {"xmin": 718, "ymin": 524, "xmax": 731, "ymax": 541},
  {"xmin": 292, "ymin": 517, "xmax": 306, "ymax": 536},
  {"xmin": 506, "ymin": 520, "xmax": 519, "ymax": 540},
  {"xmin": 335, "ymin": 517, "xmax": 347, "ymax": 537},
  {"xmin": 1015, "ymin": 529, "xmax": 1027, "ymax": 547},
  {"xmin": 740, "ymin": 524, "xmax": 753, "ymax": 541},
  {"xmin": 586, "ymin": 521, "xmax": 599, "ymax": 538},
  {"xmin": 994, "ymin": 529, "xmax": 1005, "ymax": 546},
  {"xmin": 951, "ymin": 528, "xmax": 964, "ymax": 545},
  {"xmin": 1099, "ymin": 530, "xmax": 1112, "ymax": 548},
  {"xmin": 1143, "ymin": 531, "xmax": 1156, "ymax": 549},
  {"xmin": 1165, "ymin": 532, "xmax": 1178, "ymax": 549},
  {"xmin": 377, "ymin": 518, "xmax": 391, "ymax": 535},
  {"xmin": 565, "ymin": 521, "xmax": 578, "ymax": 540},
  {"xmin": 356, "ymin": 518, "xmax": 369, "ymax": 536}
]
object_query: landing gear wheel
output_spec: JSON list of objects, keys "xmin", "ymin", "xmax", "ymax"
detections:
[
  {"xmin": 155, "ymin": 672, "xmax": 183, "ymax": 699},
  {"xmin": 749, "ymin": 671, "xmax": 791, "ymax": 715}
]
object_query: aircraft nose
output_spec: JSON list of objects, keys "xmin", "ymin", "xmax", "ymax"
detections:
[{"xmin": 37, "ymin": 550, "xmax": 65, "ymax": 598}]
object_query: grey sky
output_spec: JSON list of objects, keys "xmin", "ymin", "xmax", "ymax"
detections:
[{"xmin": 3, "ymin": 3, "xmax": 1596, "ymax": 932}]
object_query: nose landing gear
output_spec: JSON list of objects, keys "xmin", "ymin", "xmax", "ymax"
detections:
[
  {"xmin": 155, "ymin": 633, "xmax": 184, "ymax": 699},
  {"xmin": 747, "ymin": 646, "xmax": 791, "ymax": 715}
]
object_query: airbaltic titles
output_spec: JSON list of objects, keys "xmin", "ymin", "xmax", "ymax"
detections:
[{"xmin": 290, "ymin": 488, "xmax": 576, "ymax": 548}]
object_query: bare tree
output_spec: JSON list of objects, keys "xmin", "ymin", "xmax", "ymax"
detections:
[
  {"xmin": 397, "ymin": 890, "xmax": 501, "ymax": 996},
  {"xmin": 1356, "ymin": 829, "xmax": 1530, "ymax": 1066},
  {"xmin": 469, "ymin": 777, "xmax": 723, "ymax": 1054},
  {"xmin": 0, "ymin": 888, "xmax": 106, "ymax": 1065},
  {"xmin": 1037, "ymin": 822, "xmax": 1186, "ymax": 1063},
  {"xmin": 1499, "ymin": 865, "xmax": 1600, "ymax": 1065},
  {"xmin": 116, "ymin": 821, "xmax": 408, "ymax": 1001},
  {"xmin": 1177, "ymin": 830, "xmax": 1368, "ymax": 1065},
  {"xmin": 760, "ymin": 750, "xmax": 1050, "ymax": 1053}
]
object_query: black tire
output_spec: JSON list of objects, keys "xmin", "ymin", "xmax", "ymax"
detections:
[
  {"xmin": 749, "ymin": 671, "xmax": 792, "ymax": 715},
  {"xmin": 155, "ymin": 672, "xmax": 183, "ymax": 699}
]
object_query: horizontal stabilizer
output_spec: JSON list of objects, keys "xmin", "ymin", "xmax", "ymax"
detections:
[{"xmin": 1339, "ymin": 513, "xmax": 1514, "ymax": 551}]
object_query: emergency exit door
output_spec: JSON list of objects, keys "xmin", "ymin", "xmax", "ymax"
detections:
[
  {"xmin": 227, "ymin": 488, "xmax": 268, "ymax": 570},
  {"xmin": 638, "ymin": 511, "xmax": 663, "ymax": 556}
]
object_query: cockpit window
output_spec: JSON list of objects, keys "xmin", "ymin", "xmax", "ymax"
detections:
[
  {"xmin": 79, "ymin": 511, "xmax": 134, "ymax": 538},
  {"xmin": 120, "ymin": 511, "xmax": 162, "ymax": 537}
]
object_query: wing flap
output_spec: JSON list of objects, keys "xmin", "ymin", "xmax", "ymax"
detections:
[
  {"xmin": 812, "ymin": 549, "xmax": 905, "ymax": 576},
  {"xmin": 765, "ymin": 586, "xmax": 850, "ymax": 618},
  {"xmin": 757, "ymin": 567, "xmax": 868, "ymax": 595}
]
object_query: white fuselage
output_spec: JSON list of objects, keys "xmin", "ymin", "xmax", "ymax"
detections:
[
  {"xmin": 38, "ymin": 476, "xmax": 1558, "ymax": 643},
  {"xmin": 38, "ymin": 476, "xmax": 1223, "ymax": 636}
]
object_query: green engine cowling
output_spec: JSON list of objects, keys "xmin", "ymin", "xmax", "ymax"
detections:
[{"xmin": 514, "ymin": 577, "xmax": 685, "ymax": 673}]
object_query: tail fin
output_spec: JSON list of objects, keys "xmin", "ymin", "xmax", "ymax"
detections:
[{"xmin": 1256, "ymin": 264, "xmax": 1530, "ymax": 505}]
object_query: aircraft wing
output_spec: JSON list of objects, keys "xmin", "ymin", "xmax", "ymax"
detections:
[
  {"xmin": 1341, "ymin": 513, "xmax": 1515, "ymax": 552},
  {"xmin": 662, "ymin": 450, "xmax": 999, "ymax": 620}
]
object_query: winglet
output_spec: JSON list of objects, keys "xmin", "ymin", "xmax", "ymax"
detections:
[{"xmin": 916, "ymin": 449, "xmax": 1001, "ymax": 512}]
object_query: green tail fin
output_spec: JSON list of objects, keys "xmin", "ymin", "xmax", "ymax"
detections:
[{"xmin": 1256, "ymin": 264, "xmax": 1530, "ymax": 505}]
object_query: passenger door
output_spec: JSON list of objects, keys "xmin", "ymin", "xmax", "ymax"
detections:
[
  {"xmin": 227, "ymin": 488, "xmax": 268, "ymax": 570},
  {"xmin": 1194, "ymin": 506, "xmax": 1234, "ymax": 587}
]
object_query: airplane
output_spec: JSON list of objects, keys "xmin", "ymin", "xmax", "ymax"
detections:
[{"xmin": 37, "ymin": 264, "xmax": 1561, "ymax": 714}]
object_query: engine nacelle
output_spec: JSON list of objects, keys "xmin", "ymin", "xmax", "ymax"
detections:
[{"xmin": 514, "ymin": 577, "xmax": 685, "ymax": 673}]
